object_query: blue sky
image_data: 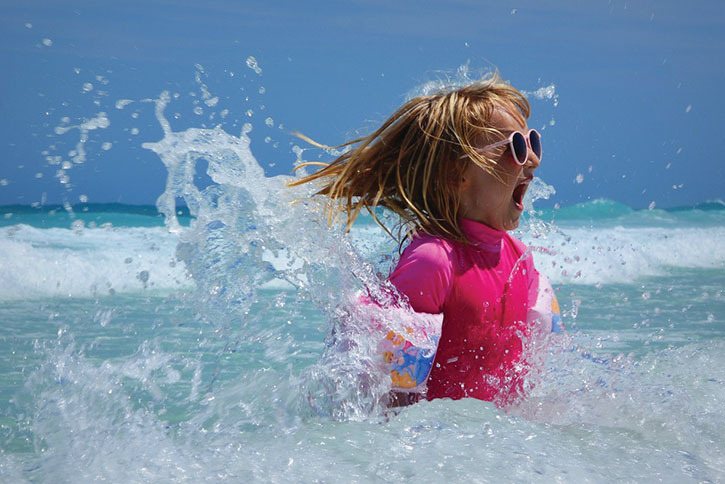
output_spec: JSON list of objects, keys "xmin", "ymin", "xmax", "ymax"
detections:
[{"xmin": 1, "ymin": 0, "xmax": 723, "ymax": 208}]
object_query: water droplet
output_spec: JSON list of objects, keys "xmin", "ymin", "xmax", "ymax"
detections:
[
  {"xmin": 246, "ymin": 56, "xmax": 262, "ymax": 75},
  {"xmin": 115, "ymin": 99, "xmax": 133, "ymax": 109},
  {"xmin": 137, "ymin": 270, "xmax": 150, "ymax": 284}
]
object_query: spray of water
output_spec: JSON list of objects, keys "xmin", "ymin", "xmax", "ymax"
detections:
[{"xmin": 140, "ymin": 89, "xmax": 429, "ymax": 420}]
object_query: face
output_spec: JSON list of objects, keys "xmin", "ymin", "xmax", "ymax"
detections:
[{"xmin": 458, "ymin": 108, "xmax": 541, "ymax": 231}]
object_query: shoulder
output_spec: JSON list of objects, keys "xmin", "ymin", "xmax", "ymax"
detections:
[
  {"xmin": 388, "ymin": 234, "xmax": 455, "ymax": 314},
  {"xmin": 401, "ymin": 234, "xmax": 455, "ymax": 266},
  {"xmin": 505, "ymin": 232, "xmax": 540, "ymax": 287},
  {"xmin": 395, "ymin": 234, "xmax": 455, "ymax": 282},
  {"xmin": 504, "ymin": 233, "xmax": 538, "ymax": 270},
  {"xmin": 504, "ymin": 233, "xmax": 529, "ymax": 255}
]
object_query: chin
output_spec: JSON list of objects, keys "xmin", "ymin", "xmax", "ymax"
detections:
[{"xmin": 503, "ymin": 213, "xmax": 521, "ymax": 231}]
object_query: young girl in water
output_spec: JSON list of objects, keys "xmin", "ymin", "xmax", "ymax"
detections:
[{"xmin": 291, "ymin": 73, "xmax": 559, "ymax": 406}]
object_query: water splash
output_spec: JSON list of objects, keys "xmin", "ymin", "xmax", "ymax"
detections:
[
  {"xmin": 523, "ymin": 84, "xmax": 559, "ymax": 107},
  {"xmin": 405, "ymin": 62, "xmax": 496, "ymax": 99},
  {"xmin": 141, "ymin": 90, "xmax": 407, "ymax": 419},
  {"xmin": 50, "ymin": 111, "xmax": 111, "ymax": 190}
]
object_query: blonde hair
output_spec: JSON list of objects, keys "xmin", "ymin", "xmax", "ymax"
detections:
[{"xmin": 289, "ymin": 72, "xmax": 531, "ymax": 244}]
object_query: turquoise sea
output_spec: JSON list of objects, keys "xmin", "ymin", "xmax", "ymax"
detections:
[
  {"xmin": 1, "ymin": 197, "xmax": 724, "ymax": 482},
  {"xmin": 1, "ymin": 104, "xmax": 724, "ymax": 482}
]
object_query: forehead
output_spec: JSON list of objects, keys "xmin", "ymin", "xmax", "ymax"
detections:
[{"xmin": 489, "ymin": 105, "xmax": 527, "ymax": 133}]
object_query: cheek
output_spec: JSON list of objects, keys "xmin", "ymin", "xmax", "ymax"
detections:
[
  {"xmin": 490, "ymin": 184, "xmax": 512, "ymax": 208},
  {"xmin": 460, "ymin": 165, "xmax": 517, "ymax": 209},
  {"xmin": 499, "ymin": 162, "xmax": 522, "ymax": 181},
  {"xmin": 464, "ymin": 177, "xmax": 502, "ymax": 211}
]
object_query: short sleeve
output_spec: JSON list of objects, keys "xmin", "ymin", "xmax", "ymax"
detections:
[{"xmin": 388, "ymin": 237, "xmax": 453, "ymax": 314}]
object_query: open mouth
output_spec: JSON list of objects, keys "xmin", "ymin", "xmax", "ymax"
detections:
[{"xmin": 512, "ymin": 179, "xmax": 531, "ymax": 211}]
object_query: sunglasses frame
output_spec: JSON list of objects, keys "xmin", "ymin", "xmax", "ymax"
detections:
[{"xmin": 462, "ymin": 129, "xmax": 542, "ymax": 166}]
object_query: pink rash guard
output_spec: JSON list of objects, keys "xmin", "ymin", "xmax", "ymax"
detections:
[{"xmin": 388, "ymin": 218, "xmax": 539, "ymax": 404}]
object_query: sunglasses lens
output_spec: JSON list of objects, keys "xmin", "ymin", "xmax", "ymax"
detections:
[
  {"xmin": 529, "ymin": 130, "xmax": 542, "ymax": 159},
  {"xmin": 511, "ymin": 132, "xmax": 528, "ymax": 165}
]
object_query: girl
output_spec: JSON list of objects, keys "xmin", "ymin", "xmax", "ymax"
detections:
[{"xmin": 291, "ymin": 73, "xmax": 560, "ymax": 406}]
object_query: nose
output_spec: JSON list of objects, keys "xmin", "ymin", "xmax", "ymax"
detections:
[{"xmin": 524, "ymin": 148, "xmax": 540, "ymax": 173}]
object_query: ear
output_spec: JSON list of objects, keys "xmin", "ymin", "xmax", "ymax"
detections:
[
  {"xmin": 459, "ymin": 166, "xmax": 472, "ymax": 190},
  {"xmin": 458, "ymin": 175, "xmax": 469, "ymax": 191}
]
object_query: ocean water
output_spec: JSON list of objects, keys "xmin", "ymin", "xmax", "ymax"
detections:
[{"xmin": 1, "ymin": 98, "xmax": 724, "ymax": 483}]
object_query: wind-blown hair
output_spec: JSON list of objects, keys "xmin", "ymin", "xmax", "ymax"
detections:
[{"xmin": 289, "ymin": 72, "xmax": 531, "ymax": 244}]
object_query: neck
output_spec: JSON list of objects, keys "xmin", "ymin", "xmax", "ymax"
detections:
[{"xmin": 459, "ymin": 218, "xmax": 505, "ymax": 251}]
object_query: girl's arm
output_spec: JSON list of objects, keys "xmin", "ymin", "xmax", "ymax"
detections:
[
  {"xmin": 388, "ymin": 237, "xmax": 453, "ymax": 314},
  {"xmin": 373, "ymin": 238, "xmax": 452, "ymax": 401}
]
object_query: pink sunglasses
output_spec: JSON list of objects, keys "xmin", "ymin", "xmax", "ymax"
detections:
[{"xmin": 462, "ymin": 129, "xmax": 542, "ymax": 166}]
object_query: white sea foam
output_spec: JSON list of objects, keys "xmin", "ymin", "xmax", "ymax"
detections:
[
  {"xmin": 350, "ymin": 222, "xmax": 725, "ymax": 286},
  {"xmin": 524, "ymin": 224, "xmax": 725, "ymax": 285},
  {"xmin": 0, "ymin": 224, "xmax": 191, "ymax": 300},
  {"xmin": 1, "ymin": 221, "xmax": 722, "ymax": 300}
]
